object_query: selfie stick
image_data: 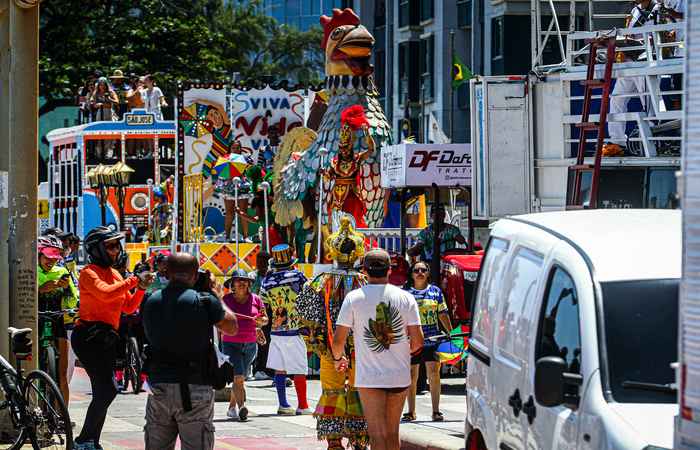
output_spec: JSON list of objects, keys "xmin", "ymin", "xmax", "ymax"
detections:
[
  {"xmin": 317, "ymin": 148, "xmax": 328, "ymax": 264},
  {"xmin": 261, "ymin": 181, "xmax": 270, "ymax": 253},
  {"xmin": 233, "ymin": 177, "xmax": 241, "ymax": 268}
]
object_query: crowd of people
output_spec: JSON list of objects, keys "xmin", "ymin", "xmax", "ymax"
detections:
[
  {"xmin": 77, "ymin": 69, "xmax": 168, "ymax": 125},
  {"xmin": 39, "ymin": 214, "xmax": 464, "ymax": 450}
]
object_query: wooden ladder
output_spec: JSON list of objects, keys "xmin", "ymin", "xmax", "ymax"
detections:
[{"xmin": 568, "ymin": 34, "xmax": 617, "ymax": 210}]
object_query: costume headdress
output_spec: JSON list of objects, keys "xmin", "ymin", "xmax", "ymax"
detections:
[
  {"xmin": 269, "ymin": 244, "xmax": 297, "ymax": 269},
  {"xmin": 326, "ymin": 217, "xmax": 366, "ymax": 263},
  {"xmin": 152, "ymin": 179, "xmax": 171, "ymax": 202},
  {"xmin": 320, "ymin": 8, "xmax": 360, "ymax": 51},
  {"xmin": 339, "ymin": 105, "xmax": 369, "ymax": 149}
]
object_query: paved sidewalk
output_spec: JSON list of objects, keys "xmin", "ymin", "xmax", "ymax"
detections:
[{"xmin": 68, "ymin": 367, "xmax": 466, "ymax": 449}]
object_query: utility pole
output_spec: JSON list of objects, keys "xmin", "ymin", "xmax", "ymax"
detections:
[{"xmin": 0, "ymin": 0, "xmax": 41, "ymax": 363}]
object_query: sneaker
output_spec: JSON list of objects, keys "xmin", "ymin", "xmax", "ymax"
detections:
[
  {"xmin": 254, "ymin": 371, "xmax": 270, "ymax": 380},
  {"xmin": 277, "ymin": 405, "xmax": 295, "ymax": 414},
  {"xmin": 285, "ymin": 377, "xmax": 293, "ymax": 387},
  {"xmin": 115, "ymin": 370, "xmax": 123, "ymax": 383},
  {"xmin": 245, "ymin": 373, "xmax": 255, "ymax": 381},
  {"xmin": 226, "ymin": 406, "xmax": 239, "ymax": 420},
  {"xmin": 239, "ymin": 405, "xmax": 249, "ymax": 421},
  {"xmin": 73, "ymin": 439, "xmax": 99, "ymax": 450},
  {"xmin": 296, "ymin": 407, "xmax": 313, "ymax": 415}
]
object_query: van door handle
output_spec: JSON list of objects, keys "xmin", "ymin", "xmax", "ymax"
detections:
[
  {"xmin": 507, "ymin": 389, "xmax": 522, "ymax": 417},
  {"xmin": 523, "ymin": 396, "xmax": 537, "ymax": 424}
]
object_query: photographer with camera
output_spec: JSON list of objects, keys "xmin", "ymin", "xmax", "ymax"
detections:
[
  {"xmin": 72, "ymin": 227, "xmax": 154, "ymax": 450},
  {"xmin": 141, "ymin": 252, "xmax": 238, "ymax": 449}
]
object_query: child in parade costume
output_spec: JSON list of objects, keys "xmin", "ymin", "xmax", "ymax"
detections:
[
  {"xmin": 150, "ymin": 179, "xmax": 173, "ymax": 245},
  {"xmin": 296, "ymin": 217, "xmax": 369, "ymax": 449},
  {"xmin": 214, "ymin": 139, "xmax": 254, "ymax": 242},
  {"xmin": 324, "ymin": 105, "xmax": 376, "ymax": 229}
]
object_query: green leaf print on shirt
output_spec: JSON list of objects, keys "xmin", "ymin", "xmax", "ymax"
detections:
[{"xmin": 364, "ymin": 301, "xmax": 404, "ymax": 353}]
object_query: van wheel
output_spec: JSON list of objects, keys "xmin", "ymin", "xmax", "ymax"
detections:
[{"xmin": 466, "ymin": 430, "xmax": 487, "ymax": 450}]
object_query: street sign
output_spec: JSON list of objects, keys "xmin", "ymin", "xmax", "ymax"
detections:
[{"xmin": 380, "ymin": 143, "xmax": 472, "ymax": 189}]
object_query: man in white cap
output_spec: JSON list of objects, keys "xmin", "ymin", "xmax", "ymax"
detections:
[{"xmin": 332, "ymin": 248, "xmax": 423, "ymax": 450}]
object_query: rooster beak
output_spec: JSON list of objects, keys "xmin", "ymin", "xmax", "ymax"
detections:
[{"xmin": 336, "ymin": 40, "xmax": 374, "ymax": 58}]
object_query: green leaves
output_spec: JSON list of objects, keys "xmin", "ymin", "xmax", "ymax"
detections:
[{"xmin": 39, "ymin": 0, "xmax": 323, "ymax": 101}]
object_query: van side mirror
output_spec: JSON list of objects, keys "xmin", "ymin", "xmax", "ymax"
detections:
[
  {"xmin": 535, "ymin": 356, "xmax": 585, "ymax": 408},
  {"xmin": 534, "ymin": 357, "xmax": 567, "ymax": 407}
]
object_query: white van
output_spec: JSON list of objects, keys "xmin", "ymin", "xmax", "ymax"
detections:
[{"xmin": 465, "ymin": 209, "xmax": 680, "ymax": 450}]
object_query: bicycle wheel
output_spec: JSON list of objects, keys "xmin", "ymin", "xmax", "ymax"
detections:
[
  {"xmin": 0, "ymin": 383, "xmax": 25, "ymax": 450},
  {"xmin": 127, "ymin": 337, "xmax": 142, "ymax": 395},
  {"xmin": 23, "ymin": 370, "xmax": 72, "ymax": 450},
  {"xmin": 44, "ymin": 345, "xmax": 60, "ymax": 388}
]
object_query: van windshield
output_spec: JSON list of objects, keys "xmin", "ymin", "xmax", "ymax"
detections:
[{"xmin": 601, "ymin": 279, "xmax": 679, "ymax": 404}]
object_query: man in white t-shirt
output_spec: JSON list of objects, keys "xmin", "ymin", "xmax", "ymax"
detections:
[{"xmin": 332, "ymin": 249, "xmax": 423, "ymax": 450}]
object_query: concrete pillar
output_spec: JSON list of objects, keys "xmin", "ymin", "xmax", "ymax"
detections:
[
  {"xmin": 0, "ymin": 0, "xmax": 10, "ymax": 358},
  {"xmin": 2, "ymin": 0, "xmax": 40, "ymax": 366}
]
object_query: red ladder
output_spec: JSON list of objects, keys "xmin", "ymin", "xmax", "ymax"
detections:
[{"xmin": 568, "ymin": 35, "xmax": 617, "ymax": 210}]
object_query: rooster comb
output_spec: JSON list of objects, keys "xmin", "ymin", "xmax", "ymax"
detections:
[{"xmin": 320, "ymin": 8, "xmax": 360, "ymax": 51}]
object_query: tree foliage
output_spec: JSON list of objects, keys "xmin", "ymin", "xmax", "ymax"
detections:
[{"xmin": 39, "ymin": 0, "xmax": 324, "ymax": 102}]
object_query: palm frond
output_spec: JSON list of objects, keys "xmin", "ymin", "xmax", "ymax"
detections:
[{"xmin": 388, "ymin": 301, "xmax": 405, "ymax": 341}]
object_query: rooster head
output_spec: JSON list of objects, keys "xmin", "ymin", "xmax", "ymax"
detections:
[{"xmin": 320, "ymin": 9, "xmax": 375, "ymax": 77}]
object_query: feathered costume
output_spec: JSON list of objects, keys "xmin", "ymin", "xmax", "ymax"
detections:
[
  {"xmin": 296, "ymin": 217, "xmax": 368, "ymax": 447},
  {"xmin": 150, "ymin": 179, "xmax": 173, "ymax": 245}
]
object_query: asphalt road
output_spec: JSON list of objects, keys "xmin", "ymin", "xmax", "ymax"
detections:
[{"xmin": 67, "ymin": 367, "xmax": 467, "ymax": 449}]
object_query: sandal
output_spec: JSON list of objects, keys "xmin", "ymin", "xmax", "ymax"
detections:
[
  {"xmin": 401, "ymin": 412, "xmax": 417, "ymax": 421},
  {"xmin": 432, "ymin": 411, "xmax": 444, "ymax": 421}
]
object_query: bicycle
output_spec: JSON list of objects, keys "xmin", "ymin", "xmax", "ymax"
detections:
[
  {"xmin": 37, "ymin": 309, "xmax": 78, "ymax": 389},
  {"xmin": 0, "ymin": 327, "xmax": 72, "ymax": 449},
  {"xmin": 121, "ymin": 322, "xmax": 142, "ymax": 395},
  {"xmin": 116, "ymin": 314, "xmax": 144, "ymax": 395}
]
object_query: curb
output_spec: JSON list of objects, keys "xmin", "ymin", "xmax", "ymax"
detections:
[{"xmin": 400, "ymin": 429, "xmax": 465, "ymax": 450}]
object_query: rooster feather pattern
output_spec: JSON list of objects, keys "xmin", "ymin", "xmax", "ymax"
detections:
[{"xmin": 280, "ymin": 8, "xmax": 393, "ymax": 228}]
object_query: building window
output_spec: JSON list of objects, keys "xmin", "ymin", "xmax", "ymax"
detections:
[
  {"xmin": 420, "ymin": 0, "xmax": 433, "ymax": 22},
  {"xmin": 399, "ymin": 40, "xmax": 420, "ymax": 102},
  {"xmin": 492, "ymin": 17, "xmax": 504, "ymax": 59},
  {"xmin": 399, "ymin": 0, "xmax": 420, "ymax": 28},
  {"xmin": 420, "ymin": 35, "xmax": 434, "ymax": 98},
  {"xmin": 457, "ymin": 0, "xmax": 472, "ymax": 28}
]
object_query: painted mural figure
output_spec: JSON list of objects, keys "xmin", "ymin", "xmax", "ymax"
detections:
[{"xmin": 190, "ymin": 98, "xmax": 232, "ymax": 179}]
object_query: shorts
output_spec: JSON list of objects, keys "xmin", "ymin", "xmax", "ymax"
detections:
[
  {"xmin": 220, "ymin": 192, "xmax": 254, "ymax": 202},
  {"xmin": 411, "ymin": 346, "xmax": 440, "ymax": 365},
  {"xmin": 222, "ymin": 341, "xmax": 257, "ymax": 377},
  {"xmin": 267, "ymin": 334, "xmax": 308, "ymax": 375}
]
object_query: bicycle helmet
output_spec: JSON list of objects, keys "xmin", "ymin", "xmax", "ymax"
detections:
[
  {"xmin": 38, "ymin": 235, "xmax": 63, "ymax": 259},
  {"xmin": 84, "ymin": 226, "xmax": 126, "ymax": 268}
]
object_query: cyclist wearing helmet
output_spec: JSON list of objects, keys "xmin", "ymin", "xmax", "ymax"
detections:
[
  {"xmin": 37, "ymin": 235, "xmax": 78, "ymax": 405},
  {"xmin": 71, "ymin": 226, "xmax": 153, "ymax": 450}
]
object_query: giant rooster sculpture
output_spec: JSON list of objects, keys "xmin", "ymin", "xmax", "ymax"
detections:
[{"xmin": 275, "ymin": 8, "xmax": 392, "ymax": 230}]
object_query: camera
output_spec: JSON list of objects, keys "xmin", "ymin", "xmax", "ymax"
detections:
[
  {"xmin": 133, "ymin": 260, "xmax": 152, "ymax": 280},
  {"xmin": 193, "ymin": 269, "xmax": 210, "ymax": 293}
]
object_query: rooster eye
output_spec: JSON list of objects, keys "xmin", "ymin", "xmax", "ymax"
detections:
[{"xmin": 331, "ymin": 28, "xmax": 342, "ymax": 39}]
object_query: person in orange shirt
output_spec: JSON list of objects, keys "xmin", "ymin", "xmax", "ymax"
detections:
[{"xmin": 71, "ymin": 226, "xmax": 153, "ymax": 450}]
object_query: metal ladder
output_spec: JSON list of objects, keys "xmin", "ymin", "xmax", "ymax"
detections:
[{"xmin": 567, "ymin": 35, "xmax": 617, "ymax": 210}]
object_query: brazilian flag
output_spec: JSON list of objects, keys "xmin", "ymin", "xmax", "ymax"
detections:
[
  {"xmin": 400, "ymin": 99, "xmax": 411, "ymax": 139},
  {"xmin": 453, "ymin": 51, "xmax": 474, "ymax": 90}
]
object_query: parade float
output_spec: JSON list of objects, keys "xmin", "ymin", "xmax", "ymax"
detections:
[{"xmin": 44, "ymin": 8, "xmax": 476, "ymax": 302}]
